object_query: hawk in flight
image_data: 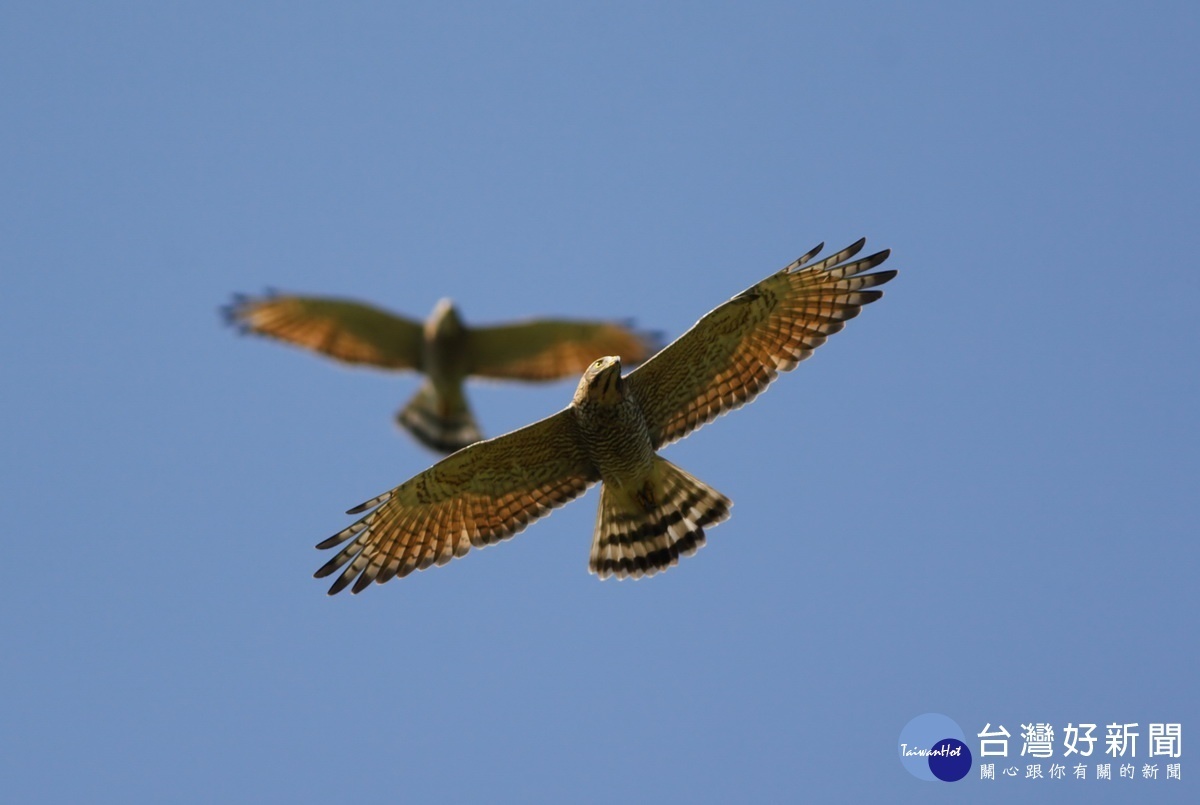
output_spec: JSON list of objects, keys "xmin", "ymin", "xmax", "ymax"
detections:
[
  {"xmin": 224, "ymin": 294, "xmax": 660, "ymax": 453},
  {"xmin": 315, "ymin": 239, "xmax": 897, "ymax": 594}
]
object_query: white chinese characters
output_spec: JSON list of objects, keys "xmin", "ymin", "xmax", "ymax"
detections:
[{"xmin": 976, "ymin": 722, "xmax": 1182, "ymax": 782}]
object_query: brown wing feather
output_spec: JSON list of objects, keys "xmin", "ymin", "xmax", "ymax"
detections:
[
  {"xmin": 626, "ymin": 239, "xmax": 896, "ymax": 449},
  {"xmin": 314, "ymin": 409, "xmax": 598, "ymax": 594},
  {"xmin": 466, "ymin": 319, "xmax": 662, "ymax": 381},
  {"xmin": 224, "ymin": 293, "xmax": 423, "ymax": 369}
]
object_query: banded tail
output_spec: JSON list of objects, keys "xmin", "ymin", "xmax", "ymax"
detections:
[
  {"xmin": 395, "ymin": 379, "xmax": 483, "ymax": 454},
  {"xmin": 589, "ymin": 457, "xmax": 731, "ymax": 579}
]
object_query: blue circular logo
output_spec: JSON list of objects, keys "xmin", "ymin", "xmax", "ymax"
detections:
[
  {"xmin": 898, "ymin": 713, "xmax": 972, "ymax": 782},
  {"xmin": 928, "ymin": 738, "xmax": 972, "ymax": 782}
]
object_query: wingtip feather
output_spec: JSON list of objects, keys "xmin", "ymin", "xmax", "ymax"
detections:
[{"xmin": 220, "ymin": 293, "xmax": 250, "ymax": 329}]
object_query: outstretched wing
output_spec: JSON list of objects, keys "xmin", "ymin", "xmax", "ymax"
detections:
[
  {"xmin": 223, "ymin": 293, "xmax": 423, "ymax": 369},
  {"xmin": 315, "ymin": 409, "xmax": 598, "ymax": 594},
  {"xmin": 625, "ymin": 239, "xmax": 896, "ymax": 449},
  {"xmin": 466, "ymin": 319, "xmax": 662, "ymax": 381}
]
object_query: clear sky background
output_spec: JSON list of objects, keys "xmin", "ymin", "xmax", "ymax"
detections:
[{"xmin": 3, "ymin": 2, "xmax": 1196, "ymax": 802}]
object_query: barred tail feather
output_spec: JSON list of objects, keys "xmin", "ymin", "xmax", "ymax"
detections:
[
  {"xmin": 396, "ymin": 380, "xmax": 483, "ymax": 454},
  {"xmin": 589, "ymin": 458, "xmax": 731, "ymax": 580}
]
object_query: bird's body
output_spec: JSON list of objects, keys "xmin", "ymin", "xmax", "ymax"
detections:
[
  {"xmin": 399, "ymin": 299, "xmax": 481, "ymax": 450},
  {"xmin": 224, "ymin": 293, "xmax": 660, "ymax": 453},
  {"xmin": 420, "ymin": 299, "xmax": 468, "ymax": 386},
  {"xmin": 571, "ymin": 361, "xmax": 655, "ymax": 484},
  {"xmin": 570, "ymin": 358, "xmax": 732, "ymax": 579},
  {"xmin": 313, "ymin": 239, "xmax": 897, "ymax": 594}
]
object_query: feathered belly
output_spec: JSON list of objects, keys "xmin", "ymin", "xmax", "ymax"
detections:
[{"xmin": 575, "ymin": 399, "xmax": 656, "ymax": 487}]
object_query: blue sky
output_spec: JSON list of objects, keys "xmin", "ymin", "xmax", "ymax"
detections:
[{"xmin": 2, "ymin": 2, "xmax": 1196, "ymax": 802}]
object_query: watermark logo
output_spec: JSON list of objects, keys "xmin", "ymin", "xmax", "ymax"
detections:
[
  {"xmin": 900, "ymin": 716, "xmax": 1182, "ymax": 782},
  {"xmin": 899, "ymin": 713, "xmax": 973, "ymax": 782}
]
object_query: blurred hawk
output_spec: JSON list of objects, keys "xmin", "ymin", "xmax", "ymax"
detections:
[
  {"xmin": 224, "ymin": 294, "xmax": 660, "ymax": 453},
  {"xmin": 314, "ymin": 239, "xmax": 897, "ymax": 594}
]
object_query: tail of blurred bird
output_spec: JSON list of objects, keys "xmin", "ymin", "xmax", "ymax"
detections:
[
  {"xmin": 589, "ymin": 457, "xmax": 731, "ymax": 579},
  {"xmin": 396, "ymin": 379, "xmax": 482, "ymax": 454}
]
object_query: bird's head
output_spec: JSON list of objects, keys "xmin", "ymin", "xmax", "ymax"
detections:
[
  {"xmin": 427, "ymin": 298, "xmax": 463, "ymax": 339},
  {"xmin": 574, "ymin": 355, "xmax": 624, "ymax": 405}
]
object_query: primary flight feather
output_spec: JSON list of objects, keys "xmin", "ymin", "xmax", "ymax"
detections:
[{"xmin": 314, "ymin": 239, "xmax": 897, "ymax": 594}]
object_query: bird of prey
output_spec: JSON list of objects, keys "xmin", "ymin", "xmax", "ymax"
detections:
[
  {"xmin": 314, "ymin": 239, "xmax": 897, "ymax": 594},
  {"xmin": 223, "ymin": 294, "xmax": 661, "ymax": 453}
]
